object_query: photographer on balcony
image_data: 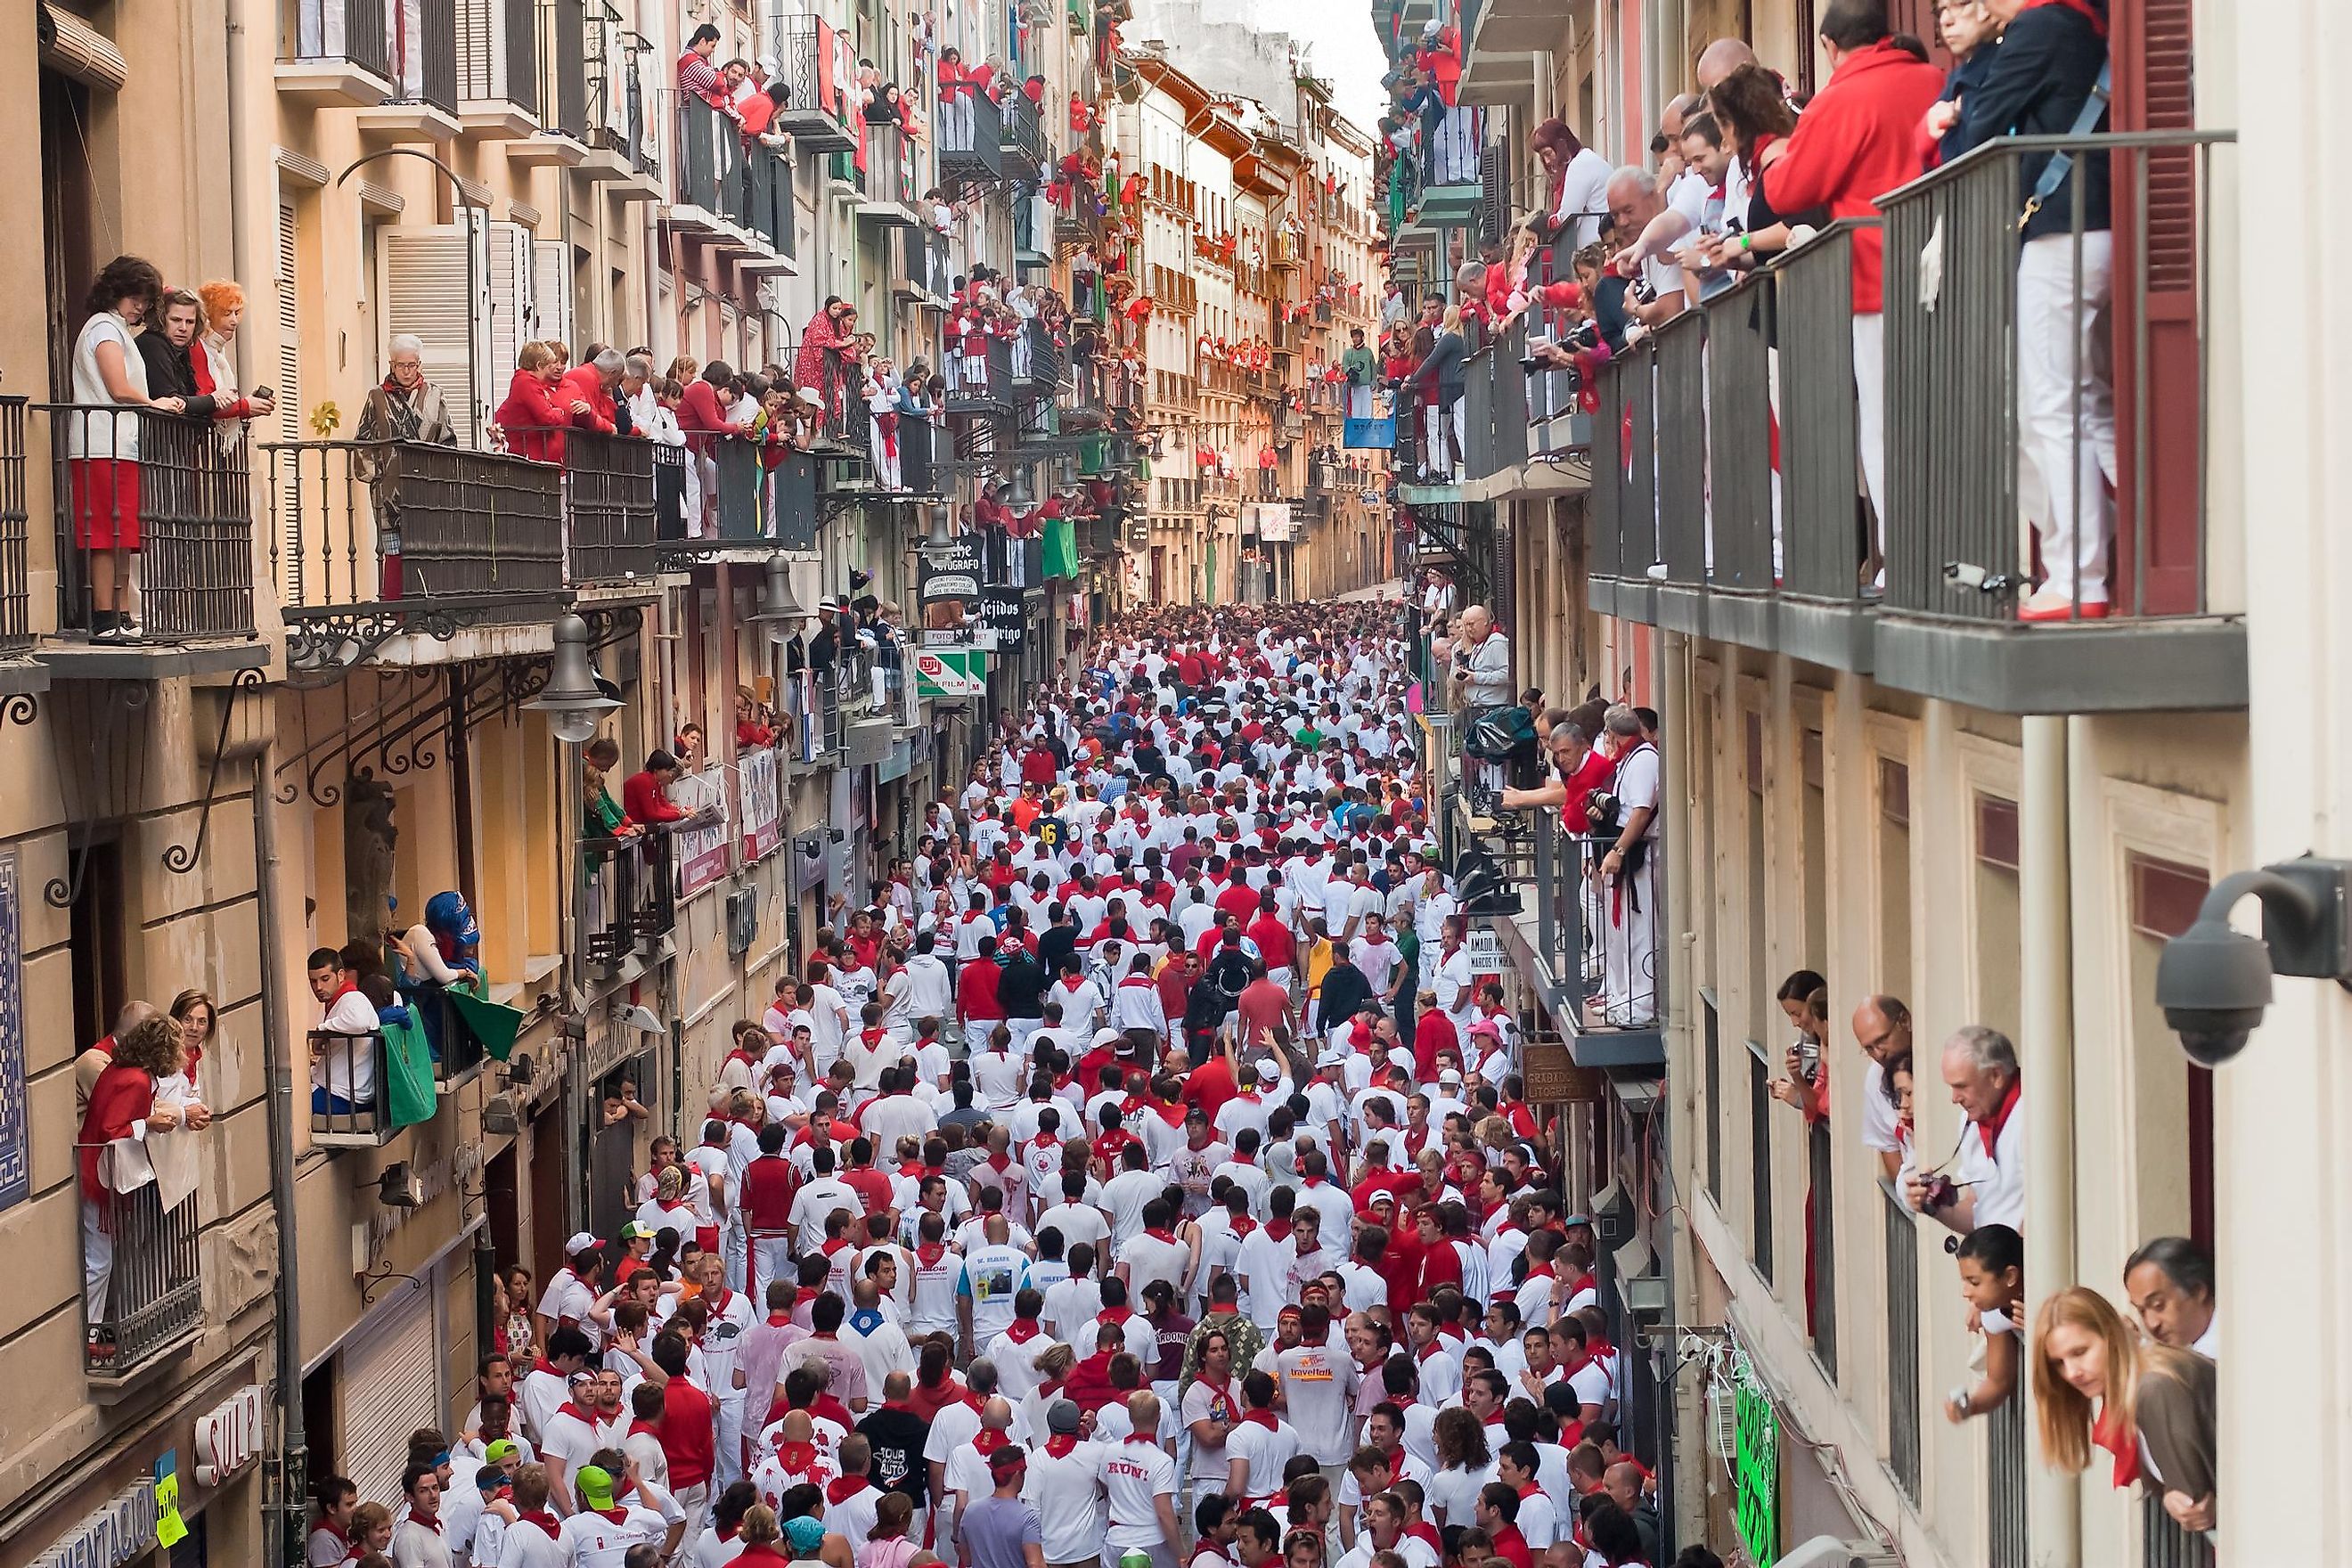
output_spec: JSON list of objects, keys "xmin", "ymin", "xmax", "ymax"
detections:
[
  {"xmin": 1905, "ymin": 1023, "xmax": 2024, "ymax": 1234},
  {"xmin": 1933, "ymin": 0, "xmax": 2116, "ymax": 621}
]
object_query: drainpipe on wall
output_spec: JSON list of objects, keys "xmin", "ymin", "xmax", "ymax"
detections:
[
  {"xmin": 251, "ymin": 750, "xmax": 306, "ymax": 1568},
  {"xmin": 2021, "ymin": 712, "xmax": 2080, "ymax": 1568}
]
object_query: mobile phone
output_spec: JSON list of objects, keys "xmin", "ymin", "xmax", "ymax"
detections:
[{"xmin": 250, "ymin": 384, "xmax": 275, "ymax": 402}]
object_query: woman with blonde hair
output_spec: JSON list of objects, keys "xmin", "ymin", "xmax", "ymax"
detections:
[{"xmin": 2031, "ymin": 1285, "xmax": 2217, "ymax": 1536}]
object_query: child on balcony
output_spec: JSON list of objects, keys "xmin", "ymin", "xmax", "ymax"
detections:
[{"xmin": 1947, "ymin": 1222, "xmax": 2024, "ymax": 1422}]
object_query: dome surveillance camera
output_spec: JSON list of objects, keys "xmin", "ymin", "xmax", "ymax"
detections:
[{"xmin": 2154, "ymin": 915, "xmax": 2276, "ymax": 1067}]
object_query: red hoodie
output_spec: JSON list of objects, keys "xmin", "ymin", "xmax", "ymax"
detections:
[
  {"xmin": 1756, "ymin": 41, "xmax": 1945, "ymax": 314},
  {"xmin": 657, "ymin": 1376, "xmax": 716, "ymax": 1489}
]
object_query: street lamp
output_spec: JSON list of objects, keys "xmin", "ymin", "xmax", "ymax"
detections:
[
  {"xmin": 524, "ymin": 614, "xmax": 622, "ymax": 744},
  {"xmin": 926, "ymin": 501, "xmax": 955, "ymax": 550},
  {"xmin": 1003, "ymin": 463, "xmax": 1036, "ymax": 509},
  {"xmin": 750, "ymin": 553, "xmax": 806, "ymax": 645}
]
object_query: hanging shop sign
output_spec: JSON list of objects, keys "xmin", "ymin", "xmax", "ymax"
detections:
[
  {"xmin": 671, "ymin": 766, "xmax": 733, "ymax": 897},
  {"xmin": 194, "ymin": 1383, "xmax": 267, "ymax": 1486},
  {"xmin": 31, "ymin": 1478, "xmax": 157, "ymax": 1568},
  {"xmin": 916, "ymin": 647, "xmax": 988, "ymax": 699},
  {"xmin": 1734, "ymin": 1363, "xmax": 1779, "ymax": 1567}
]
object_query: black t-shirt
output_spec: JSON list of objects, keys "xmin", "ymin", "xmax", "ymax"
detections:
[
  {"xmin": 1038, "ymin": 923, "xmax": 1079, "ymax": 977},
  {"xmin": 857, "ymin": 1405, "xmax": 931, "ymax": 1505}
]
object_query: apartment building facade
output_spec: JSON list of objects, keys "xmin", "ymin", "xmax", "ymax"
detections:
[
  {"xmin": 1375, "ymin": 0, "xmax": 2264, "ymax": 1564},
  {"xmin": 2, "ymin": 0, "xmax": 1130, "ymax": 1562}
]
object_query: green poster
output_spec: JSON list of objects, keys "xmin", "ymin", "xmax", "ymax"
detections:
[{"xmin": 1735, "ymin": 1375, "xmax": 1779, "ymax": 1565}]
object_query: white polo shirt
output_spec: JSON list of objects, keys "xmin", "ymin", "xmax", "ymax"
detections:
[{"xmin": 1956, "ymin": 1089, "xmax": 2027, "ymax": 1233}]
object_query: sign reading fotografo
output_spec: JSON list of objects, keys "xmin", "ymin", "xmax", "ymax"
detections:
[
  {"xmin": 670, "ymin": 766, "xmax": 732, "ymax": 898},
  {"xmin": 918, "ymin": 539, "xmax": 984, "ymax": 637},
  {"xmin": 740, "ymin": 747, "xmax": 782, "ymax": 863}
]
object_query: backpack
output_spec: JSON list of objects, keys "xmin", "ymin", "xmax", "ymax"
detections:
[{"xmin": 1463, "ymin": 705, "xmax": 1538, "ymax": 762}]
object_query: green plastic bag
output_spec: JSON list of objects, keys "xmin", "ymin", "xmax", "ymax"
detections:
[{"xmin": 383, "ymin": 1006, "xmax": 438, "ymax": 1130}]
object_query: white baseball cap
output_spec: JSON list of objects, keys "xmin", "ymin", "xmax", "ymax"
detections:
[
  {"xmin": 1439, "ymin": 1067, "xmax": 1463, "ymax": 1086},
  {"xmin": 1384, "ymin": 1048, "xmax": 1414, "ymax": 1071},
  {"xmin": 1255, "ymin": 1059, "xmax": 1281, "ymax": 1082},
  {"xmin": 565, "ymin": 1231, "xmax": 598, "ymax": 1255}
]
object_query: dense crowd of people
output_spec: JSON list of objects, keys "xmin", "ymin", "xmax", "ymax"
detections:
[{"xmin": 290, "ymin": 598, "xmax": 1703, "ymax": 1566}]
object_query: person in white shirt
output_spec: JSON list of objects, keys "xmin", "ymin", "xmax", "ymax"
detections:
[
  {"xmin": 1021, "ymin": 1402, "xmax": 1105, "ymax": 1568},
  {"xmin": 1098, "ymin": 1392, "xmax": 1183, "ymax": 1568},
  {"xmin": 1906, "ymin": 1023, "xmax": 2025, "ymax": 1234},
  {"xmin": 788, "ymin": 1145, "xmax": 863, "ymax": 1254},
  {"xmin": 1222, "ymin": 1371, "xmax": 1301, "ymax": 1506}
]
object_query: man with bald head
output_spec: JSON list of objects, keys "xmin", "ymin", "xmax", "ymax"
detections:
[
  {"xmin": 1694, "ymin": 36, "xmax": 1758, "ymax": 93},
  {"xmin": 1098, "ymin": 1391, "xmax": 1181, "ymax": 1568},
  {"xmin": 1600, "ymin": 1461, "xmax": 1661, "ymax": 1563},
  {"xmin": 1851, "ymin": 995, "xmax": 1912, "ymax": 1180}
]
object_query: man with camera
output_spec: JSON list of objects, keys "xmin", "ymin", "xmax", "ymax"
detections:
[{"xmin": 1905, "ymin": 1024, "xmax": 2025, "ymax": 1234}]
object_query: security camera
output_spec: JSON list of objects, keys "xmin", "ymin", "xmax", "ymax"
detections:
[
  {"xmin": 2153, "ymin": 858, "xmax": 2352, "ymax": 1066},
  {"xmin": 2154, "ymin": 916, "xmax": 2274, "ymax": 1066}
]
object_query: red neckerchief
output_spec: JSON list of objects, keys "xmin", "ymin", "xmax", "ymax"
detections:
[
  {"xmin": 1403, "ymin": 1523, "xmax": 1442, "ymax": 1553},
  {"xmin": 1003, "ymin": 1318, "xmax": 1043, "ymax": 1343},
  {"xmin": 1229, "ymin": 1214, "xmax": 1257, "ymax": 1237},
  {"xmin": 1045, "ymin": 1433, "xmax": 1081, "ymax": 1458},
  {"xmin": 589, "ymin": 1507, "xmax": 630, "ymax": 1525},
  {"xmin": 917, "ymin": 1242, "xmax": 948, "ymax": 1267},
  {"xmin": 1979, "ymin": 1076, "xmax": 2023, "ymax": 1156},
  {"xmin": 826, "ymin": 1475, "xmax": 874, "ymax": 1505},
  {"xmin": 778, "ymin": 1441, "xmax": 821, "ymax": 1474},
  {"xmin": 1436, "ymin": 1322, "xmax": 1466, "ymax": 1342},
  {"xmin": 972, "ymin": 1428, "xmax": 1011, "ymax": 1456},
  {"xmin": 1144, "ymin": 1227, "xmax": 1178, "ymax": 1245},
  {"xmin": 2092, "ymin": 1406, "xmax": 2142, "ymax": 1489},
  {"xmin": 517, "ymin": 1510, "xmax": 563, "ymax": 1539},
  {"xmin": 1569, "ymin": 1272, "xmax": 1597, "ymax": 1297},
  {"xmin": 1240, "ymin": 1406, "xmax": 1279, "ymax": 1430},
  {"xmin": 555, "ymin": 1400, "xmax": 595, "ymax": 1425},
  {"xmin": 1263, "ymin": 1219, "xmax": 1292, "ymax": 1242},
  {"xmin": 862, "ymin": 1027, "xmax": 888, "ymax": 1048},
  {"xmin": 629, "ymin": 1418, "xmax": 661, "ymax": 1438},
  {"xmin": 764, "ymin": 1311, "xmax": 791, "ymax": 1327},
  {"xmin": 1100, "ymin": 1305, "xmax": 1133, "ymax": 1326},
  {"xmin": 530, "ymin": 1356, "xmax": 566, "ymax": 1379}
]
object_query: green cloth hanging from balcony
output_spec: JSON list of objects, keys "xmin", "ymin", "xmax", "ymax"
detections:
[
  {"xmin": 1042, "ymin": 516, "xmax": 1079, "ymax": 579},
  {"xmin": 445, "ymin": 983, "xmax": 528, "ymax": 1064},
  {"xmin": 383, "ymin": 1006, "xmax": 439, "ymax": 1130}
]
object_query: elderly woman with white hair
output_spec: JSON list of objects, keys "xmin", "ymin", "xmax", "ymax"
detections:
[
  {"xmin": 355, "ymin": 333, "xmax": 458, "ymax": 446},
  {"xmin": 354, "ymin": 333, "xmax": 459, "ymax": 598}
]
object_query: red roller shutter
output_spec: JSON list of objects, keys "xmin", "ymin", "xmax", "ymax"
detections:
[{"xmin": 2109, "ymin": 0, "xmax": 2201, "ymax": 615}]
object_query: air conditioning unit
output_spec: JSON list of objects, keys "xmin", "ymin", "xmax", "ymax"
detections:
[
  {"xmin": 727, "ymin": 886, "xmax": 760, "ymax": 958},
  {"xmin": 1704, "ymin": 1377, "xmax": 1738, "ymax": 1458},
  {"xmin": 1773, "ymin": 1539, "xmax": 1900, "ymax": 1568}
]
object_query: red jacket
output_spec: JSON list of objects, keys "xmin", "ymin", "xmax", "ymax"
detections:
[
  {"xmin": 958, "ymin": 962, "xmax": 1004, "ymax": 1022},
  {"xmin": 494, "ymin": 369, "xmax": 570, "ymax": 462},
  {"xmin": 558, "ymin": 365, "xmax": 618, "ymax": 438},
  {"xmin": 1757, "ymin": 42, "xmax": 1944, "ymax": 313}
]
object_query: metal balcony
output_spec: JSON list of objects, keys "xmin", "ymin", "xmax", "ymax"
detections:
[
  {"xmin": 453, "ymin": 0, "xmax": 540, "ymax": 132},
  {"xmin": 583, "ymin": 831, "xmax": 679, "ymax": 970},
  {"xmin": 1001, "ymin": 94, "xmax": 1049, "ymax": 178},
  {"xmin": 855, "ymin": 122, "xmax": 923, "ymax": 227},
  {"xmin": 1587, "ymin": 132, "xmax": 2240, "ymax": 715},
  {"xmin": 510, "ymin": 0, "xmax": 590, "ymax": 163},
  {"xmin": 266, "ymin": 437, "xmax": 566, "ymax": 669},
  {"xmin": 278, "ymin": 0, "xmax": 395, "ymax": 103},
  {"xmin": 41, "ymin": 404, "xmax": 260, "ymax": 671},
  {"xmin": 310, "ymin": 1027, "xmax": 395, "ymax": 1147},
  {"xmin": 937, "ymin": 90, "xmax": 1004, "ymax": 188},
  {"xmin": 78, "ymin": 1171, "xmax": 202, "ymax": 1385},
  {"xmin": 765, "ymin": 12, "xmax": 857, "ymax": 153},
  {"xmin": 558, "ymin": 429, "xmax": 658, "ymax": 585}
]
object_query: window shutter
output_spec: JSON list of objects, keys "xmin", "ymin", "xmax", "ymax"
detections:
[
  {"xmin": 276, "ymin": 202, "xmax": 306, "ymax": 584},
  {"xmin": 532, "ymin": 240, "xmax": 576, "ymax": 355},
  {"xmin": 454, "ymin": 0, "xmax": 492, "ymax": 101},
  {"xmin": 379, "ymin": 224, "xmax": 491, "ymax": 445},
  {"xmin": 486, "ymin": 219, "xmax": 538, "ymax": 384},
  {"xmin": 2110, "ymin": 0, "xmax": 2200, "ymax": 614},
  {"xmin": 338, "ymin": 1285, "xmax": 441, "ymax": 1507},
  {"xmin": 275, "ymin": 203, "xmax": 303, "ymax": 450}
]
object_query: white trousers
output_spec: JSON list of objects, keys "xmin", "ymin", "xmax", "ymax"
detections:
[
  {"xmin": 82, "ymin": 1196, "xmax": 113, "ymax": 1327},
  {"xmin": 2016, "ymin": 231, "xmax": 2118, "ymax": 601},
  {"xmin": 674, "ymin": 1482, "xmax": 709, "ymax": 1563},
  {"xmin": 715, "ymin": 1392, "xmax": 747, "ymax": 1488},
  {"xmin": 1851, "ymin": 312, "xmax": 1886, "ymax": 562},
  {"xmin": 1601, "ymin": 850, "xmax": 1659, "ymax": 1027},
  {"xmin": 749, "ymin": 1232, "xmax": 794, "ymax": 1299}
]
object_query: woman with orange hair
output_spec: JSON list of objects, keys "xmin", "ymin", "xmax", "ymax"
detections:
[
  {"xmin": 192, "ymin": 280, "xmax": 274, "ymax": 444},
  {"xmin": 2031, "ymin": 1285, "xmax": 2217, "ymax": 1537}
]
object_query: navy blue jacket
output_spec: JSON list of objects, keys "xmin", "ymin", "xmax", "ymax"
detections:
[{"xmin": 1948, "ymin": 5, "xmax": 2111, "ymax": 241}]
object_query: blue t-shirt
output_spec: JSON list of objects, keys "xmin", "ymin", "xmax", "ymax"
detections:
[{"xmin": 961, "ymin": 1495, "xmax": 1042, "ymax": 1568}]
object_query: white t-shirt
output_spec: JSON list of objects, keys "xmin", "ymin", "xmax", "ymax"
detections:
[
  {"xmin": 1275, "ymin": 1343, "xmax": 1358, "ymax": 1464},
  {"xmin": 1549, "ymin": 147, "xmax": 1613, "ymax": 249},
  {"xmin": 1098, "ymin": 1434, "xmax": 1178, "ymax": 1548},
  {"xmin": 1224, "ymin": 1413, "xmax": 1301, "ymax": 1500},
  {"xmin": 1425, "ymin": 1458, "xmax": 1499, "ymax": 1530},
  {"xmin": 1859, "ymin": 1056, "xmax": 1902, "ymax": 1155}
]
